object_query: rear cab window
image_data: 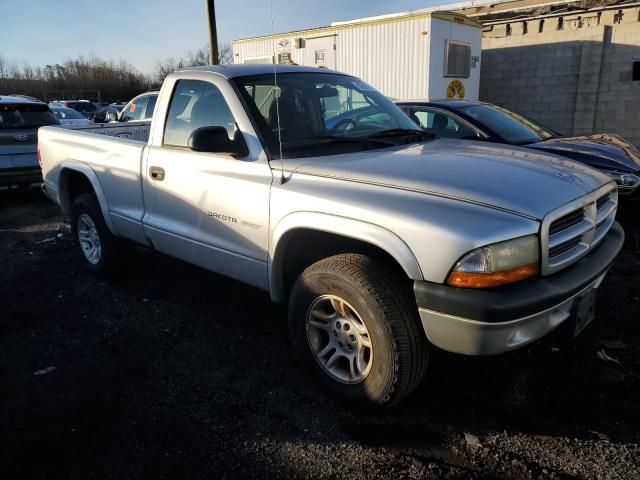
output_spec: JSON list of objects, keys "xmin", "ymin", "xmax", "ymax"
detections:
[{"xmin": 0, "ymin": 104, "xmax": 60, "ymax": 129}]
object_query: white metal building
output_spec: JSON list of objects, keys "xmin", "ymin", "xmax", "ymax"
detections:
[{"xmin": 232, "ymin": 10, "xmax": 483, "ymax": 101}]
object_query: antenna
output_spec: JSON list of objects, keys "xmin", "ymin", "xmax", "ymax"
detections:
[{"xmin": 269, "ymin": 0, "xmax": 286, "ymax": 184}]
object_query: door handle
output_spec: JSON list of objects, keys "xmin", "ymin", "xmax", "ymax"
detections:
[{"xmin": 149, "ymin": 166, "xmax": 165, "ymax": 181}]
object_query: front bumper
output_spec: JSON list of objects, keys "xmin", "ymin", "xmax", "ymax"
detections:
[
  {"xmin": 0, "ymin": 167, "xmax": 42, "ymax": 187},
  {"xmin": 414, "ymin": 222, "xmax": 624, "ymax": 355}
]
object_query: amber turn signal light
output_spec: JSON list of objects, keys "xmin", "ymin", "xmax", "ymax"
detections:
[{"xmin": 447, "ymin": 263, "xmax": 538, "ymax": 288}]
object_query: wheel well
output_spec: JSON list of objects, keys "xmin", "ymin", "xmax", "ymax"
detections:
[
  {"xmin": 275, "ymin": 229, "xmax": 412, "ymax": 302},
  {"xmin": 62, "ymin": 170, "xmax": 95, "ymax": 209}
]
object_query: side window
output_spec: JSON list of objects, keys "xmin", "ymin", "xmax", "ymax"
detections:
[
  {"xmin": 121, "ymin": 96, "xmax": 148, "ymax": 122},
  {"xmin": 163, "ymin": 80, "xmax": 237, "ymax": 148},
  {"xmin": 411, "ymin": 110, "xmax": 433, "ymax": 129},
  {"xmin": 144, "ymin": 95, "xmax": 157, "ymax": 119},
  {"xmin": 106, "ymin": 108, "xmax": 119, "ymax": 122},
  {"xmin": 412, "ymin": 108, "xmax": 480, "ymax": 139},
  {"xmin": 93, "ymin": 109, "xmax": 106, "ymax": 122}
]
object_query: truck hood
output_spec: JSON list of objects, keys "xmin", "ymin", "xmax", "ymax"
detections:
[{"xmin": 284, "ymin": 139, "xmax": 611, "ymax": 220}]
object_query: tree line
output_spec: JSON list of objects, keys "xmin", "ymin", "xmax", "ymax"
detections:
[{"xmin": 0, "ymin": 44, "xmax": 232, "ymax": 103}]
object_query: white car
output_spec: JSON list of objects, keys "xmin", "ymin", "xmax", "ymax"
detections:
[{"xmin": 50, "ymin": 107, "xmax": 92, "ymax": 126}]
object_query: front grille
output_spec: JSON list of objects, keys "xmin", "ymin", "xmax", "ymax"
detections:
[
  {"xmin": 541, "ymin": 185, "xmax": 617, "ymax": 275},
  {"xmin": 548, "ymin": 237, "xmax": 582, "ymax": 258},
  {"xmin": 549, "ymin": 209, "xmax": 584, "ymax": 236},
  {"xmin": 596, "ymin": 195, "xmax": 609, "ymax": 212}
]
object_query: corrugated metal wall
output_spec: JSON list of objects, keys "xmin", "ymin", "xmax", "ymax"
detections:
[
  {"xmin": 335, "ymin": 18, "xmax": 429, "ymax": 100},
  {"xmin": 232, "ymin": 16, "xmax": 481, "ymax": 101},
  {"xmin": 233, "ymin": 20, "xmax": 429, "ymax": 100}
]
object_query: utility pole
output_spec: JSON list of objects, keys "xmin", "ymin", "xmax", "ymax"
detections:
[{"xmin": 206, "ymin": 0, "xmax": 219, "ymax": 65}]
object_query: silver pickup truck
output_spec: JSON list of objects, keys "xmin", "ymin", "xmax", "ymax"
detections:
[{"xmin": 39, "ymin": 65, "xmax": 624, "ymax": 407}]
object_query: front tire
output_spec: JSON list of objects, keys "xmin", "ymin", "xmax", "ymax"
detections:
[
  {"xmin": 289, "ymin": 254, "xmax": 429, "ymax": 407},
  {"xmin": 71, "ymin": 193, "xmax": 131, "ymax": 274}
]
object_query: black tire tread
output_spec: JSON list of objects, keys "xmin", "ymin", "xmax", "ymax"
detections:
[
  {"xmin": 298, "ymin": 253, "xmax": 428, "ymax": 407},
  {"xmin": 71, "ymin": 193, "xmax": 131, "ymax": 275}
]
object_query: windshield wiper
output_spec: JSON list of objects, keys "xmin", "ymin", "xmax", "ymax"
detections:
[
  {"xmin": 286, "ymin": 135, "xmax": 396, "ymax": 147},
  {"xmin": 366, "ymin": 128, "xmax": 435, "ymax": 141}
]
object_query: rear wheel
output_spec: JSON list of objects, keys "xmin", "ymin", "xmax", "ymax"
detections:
[
  {"xmin": 289, "ymin": 253, "xmax": 429, "ymax": 407},
  {"xmin": 71, "ymin": 193, "xmax": 132, "ymax": 274}
]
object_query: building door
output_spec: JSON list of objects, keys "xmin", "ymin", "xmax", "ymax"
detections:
[{"xmin": 305, "ymin": 35, "xmax": 336, "ymax": 69}]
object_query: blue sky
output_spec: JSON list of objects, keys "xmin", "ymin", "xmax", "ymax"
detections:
[{"xmin": 1, "ymin": 0, "xmax": 443, "ymax": 73}]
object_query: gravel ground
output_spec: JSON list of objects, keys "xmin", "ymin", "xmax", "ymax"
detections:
[{"xmin": 1, "ymin": 188, "xmax": 639, "ymax": 480}]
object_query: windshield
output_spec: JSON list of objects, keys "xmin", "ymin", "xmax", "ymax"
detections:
[
  {"xmin": 457, "ymin": 103, "xmax": 556, "ymax": 145},
  {"xmin": 0, "ymin": 104, "xmax": 59, "ymax": 129},
  {"xmin": 232, "ymin": 72, "xmax": 422, "ymax": 158},
  {"xmin": 52, "ymin": 107, "xmax": 85, "ymax": 120}
]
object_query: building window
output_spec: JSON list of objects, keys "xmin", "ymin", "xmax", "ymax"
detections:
[
  {"xmin": 633, "ymin": 62, "xmax": 640, "ymax": 81},
  {"xmin": 243, "ymin": 56, "xmax": 274, "ymax": 64},
  {"xmin": 444, "ymin": 40, "xmax": 471, "ymax": 78},
  {"xmin": 538, "ymin": 19, "xmax": 544, "ymax": 32},
  {"xmin": 597, "ymin": 12, "xmax": 602, "ymax": 25},
  {"xmin": 614, "ymin": 9, "xmax": 624, "ymax": 24},
  {"xmin": 277, "ymin": 52, "xmax": 292, "ymax": 64},
  {"xmin": 506, "ymin": 23, "xmax": 512, "ymax": 36},
  {"xmin": 522, "ymin": 21, "xmax": 528, "ymax": 34},
  {"xmin": 557, "ymin": 17, "xmax": 564, "ymax": 30}
]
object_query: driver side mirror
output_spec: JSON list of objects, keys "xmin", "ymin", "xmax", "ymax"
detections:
[{"xmin": 188, "ymin": 126, "xmax": 249, "ymax": 157}]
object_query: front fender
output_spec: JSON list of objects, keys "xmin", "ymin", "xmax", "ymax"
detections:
[
  {"xmin": 58, "ymin": 161, "xmax": 117, "ymax": 235},
  {"xmin": 269, "ymin": 212, "xmax": 423, "ymax": 302}
]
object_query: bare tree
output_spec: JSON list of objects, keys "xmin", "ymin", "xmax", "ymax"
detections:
[
  {"xmin": 1, "ymin": 44, "xmax": 234, "ymax": 102},
  {"xmin": 0, "ymin": 55, "xmax": 147, "ymax": 102},
  {"xmin": 150, "ymin": 43, "xmax": 233, "ymax": 86}
]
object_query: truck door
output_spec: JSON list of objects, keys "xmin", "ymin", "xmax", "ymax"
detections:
[{"xmin": 142, "ymin": 78, "xmax": 272, "ymax": 290}]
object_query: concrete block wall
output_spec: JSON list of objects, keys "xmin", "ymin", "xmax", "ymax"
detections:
[{"xmin": 480, "ymin": 7, "xmax": 640, "ymax": 149}]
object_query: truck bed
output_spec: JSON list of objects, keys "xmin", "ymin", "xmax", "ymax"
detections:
[
  {"xmin": 38, "ymin": 121, "xmax": 151, "ymax": 243},
  {"xmin": 60, "ymin": 121, "xmax": 151, "ymax": 143}
]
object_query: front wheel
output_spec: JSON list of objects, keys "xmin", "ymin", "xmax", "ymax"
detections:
[{"xmin": 288, "ymin": 254, "xmax": 429, "ymax": 407}]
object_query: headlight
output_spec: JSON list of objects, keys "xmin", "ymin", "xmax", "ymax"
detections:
[
  {"xmin": 447, "ymin": 235, "xmax": 539, "ymax": 288},
  {"xmin": 601, "ymin": 170, "xmax": 640, "ymax": 190}
]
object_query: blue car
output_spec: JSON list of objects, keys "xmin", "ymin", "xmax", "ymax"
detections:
[{"xmin": 397, "ymin": 99, "xmax": 640, "ymax": 200}]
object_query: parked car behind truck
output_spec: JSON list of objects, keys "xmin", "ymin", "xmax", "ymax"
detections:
[
  {"xmin": 39, "ymin": 65, "xmax": 624, "ymax": 407},
  {"xmin": 50, "ymin": 106, "xmax": 92, "ymax": 126},
  {"xmin": 0, "ymin": 95, "xmax": 59, "ymax": 186},
  {"xmin": 49, "ymin": 100, "xmax": 98, "ymax": 119},
  {"xmin": 397, "ymin": 99, "xmax": 640, "ymax": 200},
  {"xmin": 119, "ymin": 91, "xmax": 158, "ymax": 122}
]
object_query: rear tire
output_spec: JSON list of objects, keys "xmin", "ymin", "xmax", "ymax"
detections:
[
  {"xmin": 288, "ymin": 253, "xmax": 429, "ymax": 407},
  {"xmin": 71, "ymin": 193, "xmax": 133, "ymax": 275}
]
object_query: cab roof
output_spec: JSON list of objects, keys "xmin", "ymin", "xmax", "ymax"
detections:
[{"xmin": 177, "ymin": 64, "xmax": 343, "ymax": 79}]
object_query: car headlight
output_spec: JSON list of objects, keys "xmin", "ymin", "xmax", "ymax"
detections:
[
  {"xmin": 601, "ymin": 170, "xmax": 640, "ymax": 190},
  {"xmin": 447, "ymin": 235, "xmax": 539, "ymax": 288}
]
